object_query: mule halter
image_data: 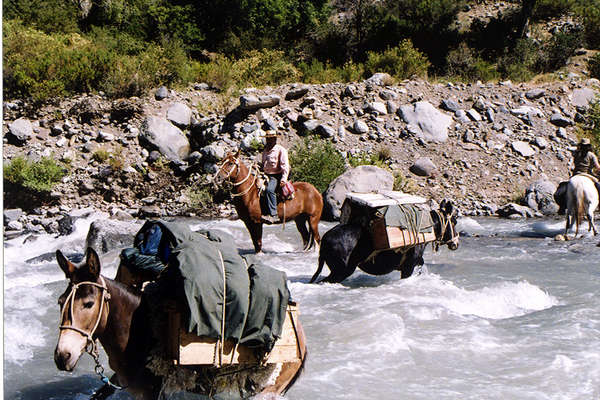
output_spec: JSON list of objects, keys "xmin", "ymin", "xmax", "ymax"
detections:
[
  {"xmin": 59, "ymin": 276, "xmax": 110, "ymax": 345},
  {"xmin": 433, "ymin": 209, "xmax": 459, "ymax": 249}
]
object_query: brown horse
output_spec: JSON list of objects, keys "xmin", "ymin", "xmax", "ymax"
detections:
[
  {"xmin": 54, "ymin": 247, "xmax": 307, "ymax": 400},
  {"xmin": 215, "ymin": 151, "xmax": 323, "ymax": 253}
]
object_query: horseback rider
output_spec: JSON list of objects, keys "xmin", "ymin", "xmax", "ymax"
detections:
[
  {"xmin": 572, "ymin": 137, "xmax": 600, "ymax": 194},
  {"xmin": 261, "ymin": 130, "xmax": 290, "ymax": 224}
]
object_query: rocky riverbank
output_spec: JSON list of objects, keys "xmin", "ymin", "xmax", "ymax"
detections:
[{"xmin": 3, "ymin": 74, "xmax": 599, "ymax": 239}]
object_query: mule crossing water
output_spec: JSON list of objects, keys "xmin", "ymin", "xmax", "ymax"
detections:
[
  {"xmin": 564, "ymin": 174, "xmax": 599, "ymax": 239},
  {"xmin": 215, "ymin": 151, "xmax": 323, "ymax": 253},
  {"xmin": 310, "ymin": 199, "xmax": 460, "ymax": 283},
  {"xmin": 54, "ymin": 248, "xmax": 307, "ymax": 400}
]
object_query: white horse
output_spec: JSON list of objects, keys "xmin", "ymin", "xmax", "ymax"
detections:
[{"xmin": 565, "ymin": 174, "xmax": 599, "ymax": 238}]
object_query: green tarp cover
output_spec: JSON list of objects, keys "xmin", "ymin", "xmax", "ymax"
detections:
[
  {"xmin": 375, "ymin": 204, "xmax": 433, "ymax": 232},
  {"xmin": 144, "ymin": 221, "xmax": 289, "ymax": 348}
]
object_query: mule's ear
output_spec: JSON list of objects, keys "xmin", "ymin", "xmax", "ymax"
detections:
[
  {"xmin": 439, "ymin": 199, "xmax": 447, "ymax": 210},
  {"xmin": 56, "ymin": 250, "xmax": 75, "ymax": 279},
  {"xmin": 85, "ymin": 247, "xmax": 101, "ymax": 278},
  {"xmin": 235, "ymin": 148, "xmax": 241, "ymax": 158}
]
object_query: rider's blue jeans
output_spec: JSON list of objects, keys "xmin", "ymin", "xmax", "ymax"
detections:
[{"xmin": 266, "ymin": 174, "xmax": 281, "ymax": 216}]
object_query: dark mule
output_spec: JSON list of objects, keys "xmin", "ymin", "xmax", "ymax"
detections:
[
  {"xmin": 54, "ymin": 248, "xmax": 307, "ymax": 399},
  {"xmin": 310, "ymin": 199, "xmax": 460, "ymax": 284},
  {"xmin": 215, "ymin": 151, "xmax": 323, "ymax": 253}
]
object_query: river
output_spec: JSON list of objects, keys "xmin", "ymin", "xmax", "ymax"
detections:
[{"xmin": 4, "ymin": 214, "xmax": 600, "ymax": 399}]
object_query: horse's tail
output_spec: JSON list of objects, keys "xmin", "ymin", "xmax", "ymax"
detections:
[
  {"xmin": 309, "ymin": 253, "xmax": 325, "ymax": 283},
  {"xmin": 576, "ymin": 186, "xmax": 585, "ymax": 235}
]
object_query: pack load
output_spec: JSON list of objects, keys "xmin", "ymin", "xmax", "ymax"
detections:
[
  {"xmin": 122, "ymin": 220, "xmax": 301, "ymax": 366},
  {"xmin": 340, "ymin": 191, "xmax": 435, "ymax": 250}
]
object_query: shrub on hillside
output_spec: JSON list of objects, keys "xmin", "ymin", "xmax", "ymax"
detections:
[
  {"xmin": 446, "ymin": 43, "xmax": 499, "ymax": 81},
  {"xmin": 364, "ymin": 41, "xmax": 430, "ymax": 80},
  {"xmin": 289, "ymin": 136, "xmax": 346, "ymax": 193},
  {"xmin": 589, "ymin": 53, "xmax": 600, "ymax": 79},
  {"xmin": 4, "ymin": 156, "xmax": 67, "ymax": 192},
  {"xmin": 298, "ymin": 60, "xmax": 364, "ymax": 83}
]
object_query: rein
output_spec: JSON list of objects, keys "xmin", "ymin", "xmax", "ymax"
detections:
[
  {"xmin": 59, "ymin": 276, "xmax": 124, "ymax": 390},
  {"xmin": 215, "ymin": 158, "xmax": 258, "ymax": 198}
]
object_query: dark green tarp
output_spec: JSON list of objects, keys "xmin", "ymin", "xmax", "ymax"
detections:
[
  {"xmin": 130, "ymin": 220, "xmax": 290, "ymax": 349},
  {"xmin": 375, "ymin": 204, "xmax": 433, "ymax": 233}
]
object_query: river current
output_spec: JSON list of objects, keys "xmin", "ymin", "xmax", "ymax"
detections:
[{"xmin": 4, "ymin": 214, "xmax": 600, "ymax": 399}]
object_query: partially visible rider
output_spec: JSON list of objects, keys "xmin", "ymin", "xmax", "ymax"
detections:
[
  {"xmin": 260, "ymin": 130, "xmax": 290, "ymax": 224},
  {"xmin": 572, "ymin": 137, "xmax": 600, "ymax": 196}
]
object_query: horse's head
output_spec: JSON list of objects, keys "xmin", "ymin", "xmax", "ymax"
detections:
[
  {"xmin": 213, "ymin": 150, "xmax": 242, "ymax": 185},
  {"xmin": 54, "ymin": 247, "xmax": 109, "ymax": 372},
  {"xmin": 436, "ymin": 199, "xmax": 460, "ymax": 251}
]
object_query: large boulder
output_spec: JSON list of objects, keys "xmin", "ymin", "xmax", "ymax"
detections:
[
  {"xmin": 7, "ymin": 118, "xmax": 33, "ymax": 145},
  {"xmin": 496, "ymin": 203, "xmax": 536, "ymax": 219},
  {"xmin": 571, "ymin": 88, "xmax": 597, "ymax": 109},
  {"xmin": 140, "ymin": 116, "xmax": 190, "ymax": 162},
  {"xmin": 409, "ymin": 157, "xmax": 437, "ymax": 177},
  {"xmin": 85, "ymin": 219, "xmax": 142, "ymax": 254},
  {"xmin": 239, "ymin": 94, "xmax": 281, "ymax": 110},
  {"xmin": 524, "ymin": 179, "xmax": 559, "ymax": 215},
  {"xmin": 322, "ymin": 166, "xmax": 394, "ymax": 221},
  {"xmin": 167, "ymin": 102, "xmax": 192, "ymax": 128},
  {"xmin": 398, "ymin": 101, "xmax": 452, "ymax": 143}
]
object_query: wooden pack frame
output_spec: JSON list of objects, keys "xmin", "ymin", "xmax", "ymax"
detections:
[
  {"xmin": 370, "ymin": 218, "xmax": 436, "ymax": 250},
  {"xmin": 166, "ymin": 303, "xmax": 302, "ymax": 366}
]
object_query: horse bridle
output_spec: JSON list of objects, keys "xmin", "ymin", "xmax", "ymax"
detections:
[
  {"xmin": 215, "ymin": 157, "xmax": 258, "ymax": 197},
  {"xmin": 59, "ymin": 276, "xmax": 110, "ymax": 348},
  {"xmin": 433, "ymin": 209, "xmax": 459, "ymax": 250}
]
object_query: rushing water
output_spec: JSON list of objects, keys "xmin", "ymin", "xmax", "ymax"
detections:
[{"xmin": 4, "ymin": 214, "xmax": 600, "ymax": 399}]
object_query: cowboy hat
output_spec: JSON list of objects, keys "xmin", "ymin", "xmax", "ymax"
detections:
[
  {"xmin": 579, "ymin": 138, "xmax": 592, "ymax": 146},
  {"xmin": 264, "ymin": 130, "xmax": 278, "ymax": 138}
]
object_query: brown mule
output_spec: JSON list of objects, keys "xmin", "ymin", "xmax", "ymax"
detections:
[
  {"xmin": 54, "ymin": 248, "xmax": 307, "ymax": 399},
  {"xmin": 215, "ymin": 151, "xmax": 323, "ymax": 253}
]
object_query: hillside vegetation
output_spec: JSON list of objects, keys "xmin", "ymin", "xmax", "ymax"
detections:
[{"xmin": 3, "ymin": 0, "xmax": 600, "ymax": 101}]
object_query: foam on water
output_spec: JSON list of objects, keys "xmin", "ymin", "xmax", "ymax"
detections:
[{"xmin": 5, "ymin": 314, "xmax": 49, "ymax": 365}]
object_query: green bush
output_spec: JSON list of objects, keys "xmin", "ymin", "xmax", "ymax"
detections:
[
  {"xmin": 348, "ymin": 152, "xmax": 387, "ymax": 169},
  {"xmin": 497, "ymin": 38, "xmax": 540, "ymax": 82},
  {"xmin": 184, "ymin": 186, "xmax": 214, "ymax": 210},
  {"xmin": 298, "ymin": 60, "xmax": 365, "ymax": 84},
  {"xmin": 589, "ymin": 53, "xmax": 600, "ymax": 79},
  {"xmin": 446, "ymin": 43, "xmax": 499, "ymax": 81},
  {"xmin": 4, "ymin": 155, "xmax": 67, "ymax": 192},
  {"xmin": 289, "ymin": 136, "xmax": 346, "ymax": 193},
  {"xmin": 393, "ymin": 172, "xmax": 418, "ymax": 194},
  {"xmin": 587, "ymin": 99, "xmax": 600, "ymax": 148},
  {"xmin": 364, "ymin": 40, "xmax": 430, "ymax": 80}
]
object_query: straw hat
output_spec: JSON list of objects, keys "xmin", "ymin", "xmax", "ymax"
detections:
[
  {"xmin": 579, "ymin": 138, "xmax": 591, "ymax": 146},
  {"xmin": 264, "ymin": 130, "xmax": 278, "ymax": 138}
]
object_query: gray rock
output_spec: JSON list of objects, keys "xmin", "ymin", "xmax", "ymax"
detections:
[
  {"xmin": 524, "ymin": 179, "xmax": 559, "ymax": 215},
  {"xmin": 353, "ymin": 119, "xmax": 369, "ymax": 134},
  {"xmin": 337, "ymin": 125, "xmax": 347, "ymax": 140},
  {"xmin": 512, "ymin": 141, "xmax": 536, "ymax": 157},
  {"xmin": 303, "ymin": 119, "xmax": 320, "ymax": 133},
  {"xmin": 440, "ymin": 99, "xmax": 461, "ymax": 113},
  {"xmin": 97, "ymin": 130, "xmax": 115, "ymax": 142},
  {"xmin": 8, "ymin": 118, "xmax": 33, "ymax": 145},
  {"xmin": 318, "ymin": 124, "xmax": 336, "ymax": 138},
  {"xmin": 85, "ymin": 219, "xmax": 142, "ymax": 253},
  {"xmin": 386, "ymin": 101, "xmax": 398, "ymax": 115},
  {"xmin": 155, "ymin": 86, "xmax": 169, "ymax": 100},
  {"xmin": 556, "ymin": 127, "xmax": 568, "ymax": 138},
  {"xmin": 409, "ymin": 157, "xmax": 437, "ymax": 177},
  {"xmin": 534, "ymin": 137, "xmax": 548, "ymax": 149},
  {"xmin": 366, "ymin": 73, "xmax": 392, "ymax": 85},
  {"xmin": 525, "ymin": 89, "xmax": 545, "ymax": 99},
  {"xmin": 466, "ymin": 109, "xmax": 482, "ymax": 121},
  {"xmin": 379, "ymin": 90, "xmax": 397, "ymax": 100},
  {"xmin": 167, "ymin": 102, "xmax": 192, "ymax": 128},
  {"xmin": 285, "ymin": 85, "xmax": 309, "ymax": 100},
  {"xmin": 4, "ymin": 208, "xmax": 23, "ymax": 224},
  {"xmin": 139, "ymin": 205, "xmax": 162, "ymax": 218},
  {"xmin": 365, "ymin": 101, "xmax": 387, "ymax": 115},
  {"xmin": 571, "ymin": 88, "xmax": 597, "ymax": 109},
  {"xmin": 455, "ymin": 109, "xmax": 470, "ymax": 123},
  {"xmin": 398, "ymin": 101, "xmax": 452, "ymax": 143},
  {"xmin": 344, "ymin": 85, "xmax": 361, "ymax": 99},
  {"xmin": 140, "ymin": 116, "xmax": 190, "ymax": 162},
  {"xmin": 497, "ymin": 203, "xmax": 535, "ymax": 218},
  {"xmin": 485, "ymin": 108, "xmax": 495, "ymax": 123},
  {"xmin": 241, "ymin": 129, "xmax": 265, "ymax": 151},
  {"xmin": 322, "ymin": 165, "xmax": 394, "ymax": 220},
  {"xmin": 239, "ymin": 94, "xmax": 281, "ymax": 110},
  {"xmin": 7, "ymin": 220, "xmax": 23, "ymax": 231},
  {"xmin": 550, "ymin": 113, "xmax": 574, "ymax": 127},
  {"xmin": 200, "ymin": 144, "xmax": 225, "ymax": 162},
  {"xmin": 511, "ymin": 106, "xmax": 544, "ymax": 117}
]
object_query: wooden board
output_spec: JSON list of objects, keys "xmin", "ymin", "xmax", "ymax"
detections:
[
  {"xmin": 346, "ymin": 191, "xmax": 427, "ymax": 208},
  {"xmin": 167, "ymin": 304, "xmax": 301, "ymax": 366},
  {"xmin": 371, "ymin": 218, "xmax": 436, "ymax": 250}
]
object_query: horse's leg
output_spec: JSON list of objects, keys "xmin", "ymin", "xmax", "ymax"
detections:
[
  {"xmin": 307, "ymin": 214, "xmax": 321, "ymax": 250},
  {"xmin": 309, "ymin": 253, "xmax": 326, "ymax": 283},
  {"xmin": 321, "ymin": 256, "xmax": 356, "ymax": 283},
  {"xmin": 588, "ymin": 206, "xmax": 597, "ymax": 235},
  {"xmin": 243, "ymin": 219, "xmax": 263, "ymax": 253},
  {"xmin": 294, "ymin": 216, "xmax": 311, "ymax": 250}
]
